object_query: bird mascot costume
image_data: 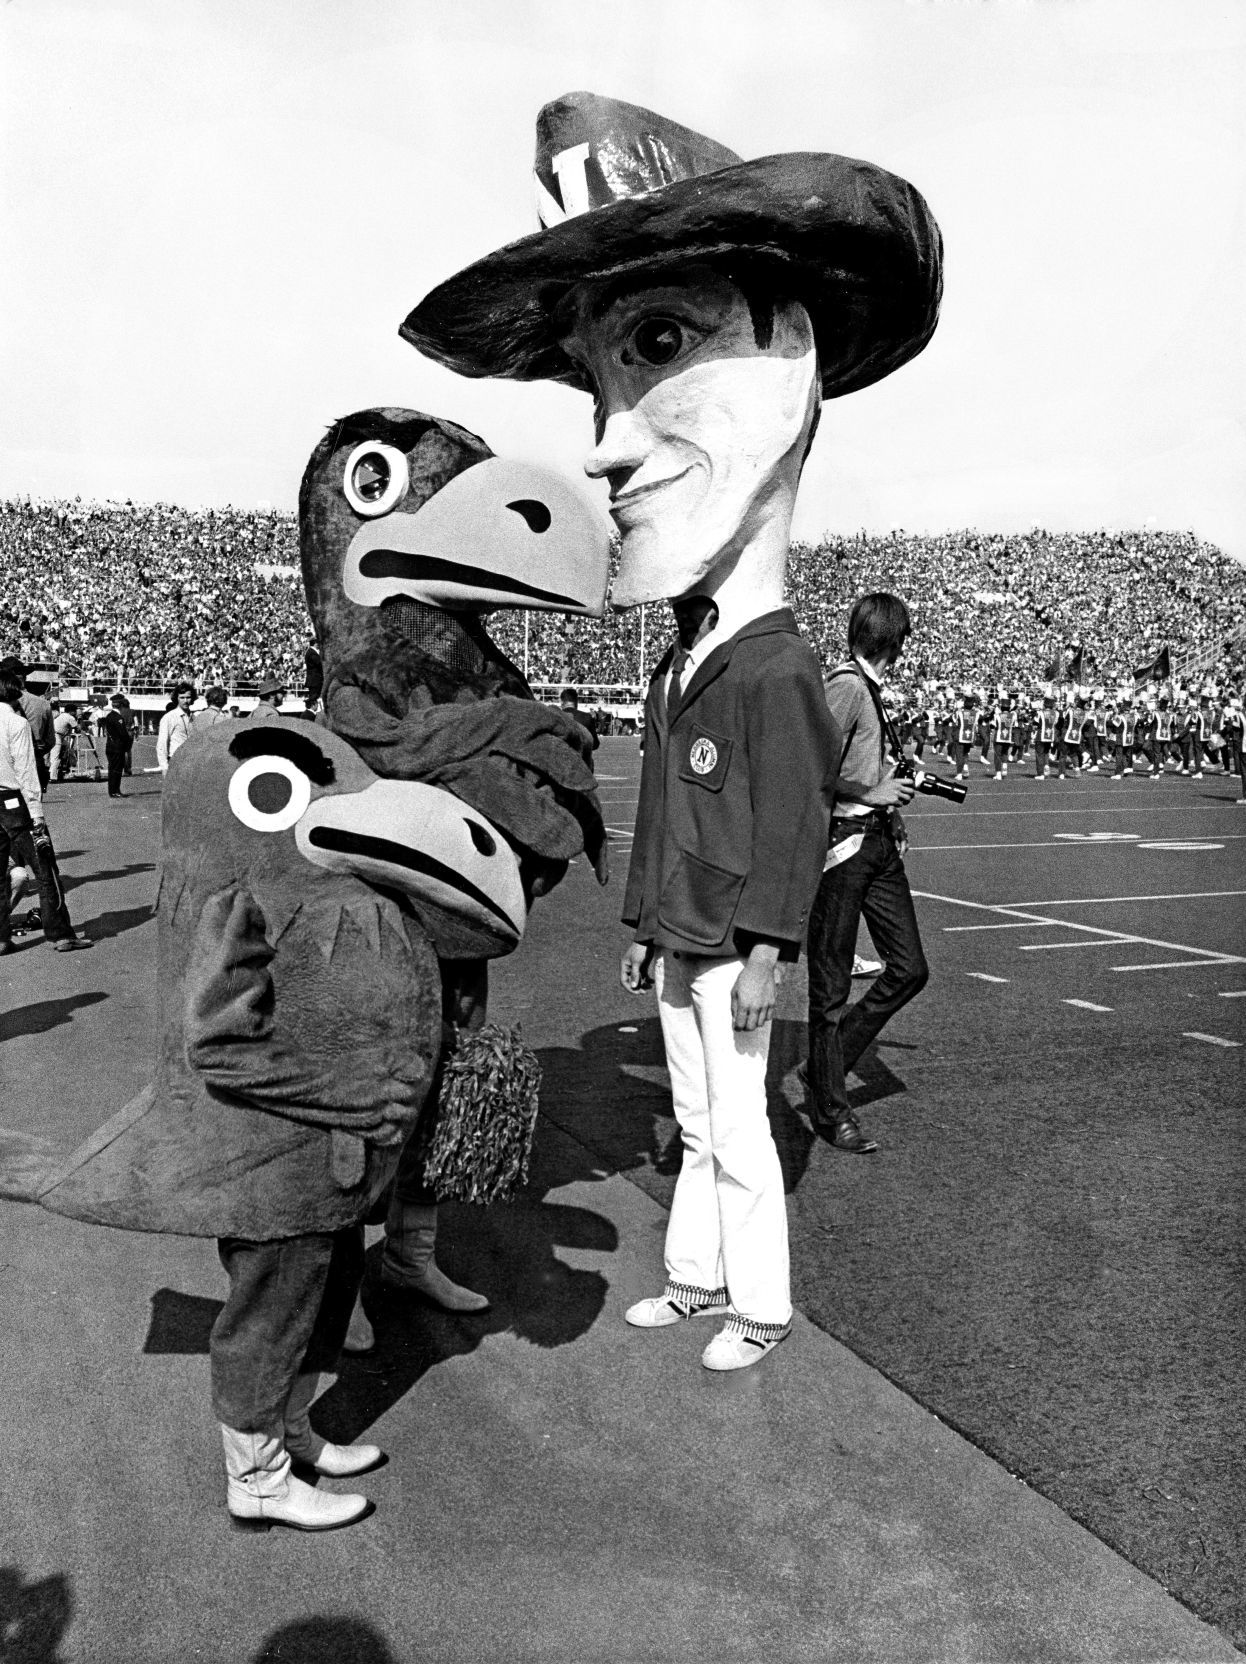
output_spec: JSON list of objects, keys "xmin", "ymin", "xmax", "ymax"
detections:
[
  {"xmin": 299, "ymin": 406, "xmax": 610, "ymax": 1344},
  {"xmin": 27, "ymin": 419, "xmax": 610, "ymax": 1533}
]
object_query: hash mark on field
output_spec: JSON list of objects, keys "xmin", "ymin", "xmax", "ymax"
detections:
[
  {"xmin": 1218, "ymin": 990, "xmax": 1246, "ymax": 999},
  {"xmin": 1182, "ymin": 1032, "xmax": 1242, "ymax": 1049},
  {"xmin": 1019, "ymin": 939, "xmax": 1139, "ymax": 951},
  {"xmin": 966, "ymin": 972, "xmax": 1009, "ymax": 983},
  {"xmin": 1064, "ymin": 999, "xmax": 1114, "ymax": 1012}
]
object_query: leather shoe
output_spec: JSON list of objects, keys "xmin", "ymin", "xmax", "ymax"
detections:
[{"xmin": 816, "ymin": 1116, "xmax": 879, "ymax": 1154}]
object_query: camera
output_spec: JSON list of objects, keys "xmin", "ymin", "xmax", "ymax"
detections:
[{"xmin": 894, "ymin": 757, "xmax": 967, "ymax": 804}]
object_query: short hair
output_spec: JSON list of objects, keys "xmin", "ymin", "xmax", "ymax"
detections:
[
  {"xmin": 174, "ymin": 681, "xmax": 194, "ymax": 698},
  {"xmin": 206, "ymin": 686, "xmax": 227, "ymax": 707},
  {"xmin": 847, "ymin": 593, "xmax": 912, "ymax": 661},
  {"xmin": 0, "ymin": 668, "xmax": 22, "ymax": 707},
  {"xmin": 559, "ymin": 687, "xmax": 579, "ymax": 705}
]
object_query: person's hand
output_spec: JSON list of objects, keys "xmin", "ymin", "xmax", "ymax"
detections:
[
  {"xmin": 731, "ymin": 955, "xmax": 779, "ymax": 1032},
  {"xmin": 862, "ymin": 775, "xmax": 916, "ymax": 807},
  {"xmin": 620, "ymin": 941, "xmax": 655, "ymax": 993}
]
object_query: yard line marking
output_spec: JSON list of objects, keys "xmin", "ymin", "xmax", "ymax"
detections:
[
  {"xmin": 944, "ymin": 922, "xmax": 1062, "ymax": 932},
  {"xmin": 1001, "ymin": 891, "xmax": 1246, "ymax": 908},
  {"xmin": 1218, "ymin": 990, "xmax": 1246, "ymax": 998},
  {"xmin": 966, "ymin": 972, "xmax": 1009, "ymax": 983},
  {"xmin": 1114, "ymin": 959, "xmax": 1235, "ymax": 972},
  {"xmin": 1137, "ymin": 841, "xmax": 1223, "ymax": 851},
  {"xmin": 1182, "ymin": 1032, "xmax": 1242, "ymax": 1048},
  {"xmin": 1020, "ymin": 939, "xmax": 1139, "ymax": 951},
  {"xmin": 912, "ymin": 889, "xmax": 1246, "ymax": 970},
  {"xmin": 1064, "ymin": 999, "xmax": 1114, "ymax": 1012},
  {"xmin": 913, "ymin": 837, "xmax": 1246, "ymax": 853},
  {"xmin": 906, "ymin": 804, "xmax": 1236, "ymax": 820}
]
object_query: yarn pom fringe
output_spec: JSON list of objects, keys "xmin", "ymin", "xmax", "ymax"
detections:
[{"xmin": 420, "ymin": 1023, "xmax": 542, "ymax": 1204}]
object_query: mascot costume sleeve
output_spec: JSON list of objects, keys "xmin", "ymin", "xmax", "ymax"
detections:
[{"xmin": 299, "ymin": 408, "xmax": 611, "ymax": 1347}]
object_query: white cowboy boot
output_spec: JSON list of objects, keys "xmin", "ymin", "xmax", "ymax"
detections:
[
  {"xmin": 283, "ymin": 1373, "xmax": 383, "ymax": 1477},
  {"xmin": 220, "ymin": 1421, "xmax": 370, "ymax": 1532},
  {"xmin": 380, "ymin": 1202, "xmax": 490, "ymax": 1312}
]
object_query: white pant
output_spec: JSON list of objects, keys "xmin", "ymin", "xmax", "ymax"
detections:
[{"xmin": 655, "ymin": 949, "xmax": 791, "ymax": 1326}]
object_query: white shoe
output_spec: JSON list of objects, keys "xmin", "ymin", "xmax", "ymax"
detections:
[
  {"xmin": 1192, "ymin": 772, "xmax": 1203, "ymax": 779},
  {"xmin": 701, "ymin": 1317, "xmax": 792, "ymax": 1372},
  {"xmin": 626, "ymin": 1284, "xmax": 732, "ymax": 1327},
  {"xmin": 851, "ymin": 954, "xmax": 884, "ymax": 977},
  {"xmin": 992, "ymin": 772, "xmax": 1002, "ymax": 780},
  {"xmin": 221, "ymin": 1424, "xmax": 371, "ymax": 1532},
  {"xmin": 381, "ymin": 1202, "xmax": 490, "ymax": 1312},
  {"xmin": 284, "ymin": 1374, "xmax": 383, "ymax": 1477},
  {"xmin": 1112, "ymin": 773, "xmax": 1123, "ymax": 780}
]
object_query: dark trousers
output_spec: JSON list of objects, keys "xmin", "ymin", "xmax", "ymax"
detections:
[
  {"xmin": 210, "ymin": 1226, "xmax": 364, "ymax": 1429},
  {"xmin": 106, "ymin": 750, "xmax": 125, "ymax": 795},
  {"xmin": 1034, "ymin": 741, "xmax": 1052, "ymax": 775},
  {"xmin": 806, "ymin": 824, "xmax": 929, "ymax": 1128},
  {"xmin": 2, "ymin": 822, "xmax": 75, "ymax": 943}
]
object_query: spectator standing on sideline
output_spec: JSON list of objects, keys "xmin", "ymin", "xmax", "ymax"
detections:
[
  {"xmin": 50, "ymin": 702, "xmax": 76, "ymax": 780},
  {"xmin": 558, "ymin": 686, "xmax": 600, "ymax": 771},
  {"xmin": 156, "ymin": 682, "xmax": 194, "ymax": 773},
  {"xmin": 192, "ymin": 685, "xmax": 230, "ymax": 730},
  {"xmin": 0, "ymin": 660, "xmax": 88, "ymax": 952},
  {"xmin": 253, "ymin": 677, "xmax": 287, "ymax": 714},
  {"xmin": 100, "ymin": 693, "xmax": 132, "ymax": 798},
  {"xmin": 0, "ymin": 657, "xmax": 55, "ymax": 791},
  {"xmin": 804, "ymin": 593, "xmax": 929, "ymax": 1154}
]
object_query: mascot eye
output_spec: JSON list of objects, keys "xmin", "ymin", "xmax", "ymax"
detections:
[
  {"xmin": 228, "ymin": 755, "xmax": 312, "ymax": 833},
  {"xmin": 343, "ymin": 441, "xmax": 410, "ymax": 517},
  {"xmin": 625, "ymin": 318, "xmax": 685, "ymax": 367}
]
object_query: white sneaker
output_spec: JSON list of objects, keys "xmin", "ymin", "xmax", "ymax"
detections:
[
  {"xmin": 701, "ymin": 1317, "xmax": 792, "ymax": 1372},
  {"xmin": 626, "ymin": 1285, "xmax": 732, "ymax": 1327},
  {"xmin": 992, "ymin": 772, "xmax": 1002, "ymax": 780},
  {"xmin": 851, "ymin": 954, "xmax": 884, "ymax": 977}
]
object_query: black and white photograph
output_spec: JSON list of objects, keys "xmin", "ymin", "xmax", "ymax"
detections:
[{"xmin": 1, "ymin": 2, "xmax": 1243, "ymax": 1660}]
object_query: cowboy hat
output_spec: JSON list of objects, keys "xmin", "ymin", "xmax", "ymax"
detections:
[{"xmin": 401, "ymin": 90, "xmax": 942, "ymax": 400}]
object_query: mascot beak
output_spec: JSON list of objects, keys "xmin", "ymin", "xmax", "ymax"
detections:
[
  {"xmin": 343, "ymin": 456, "xmax": 610, "ymax": 617},
  {"xmin": 297, "ymin": 778, "xmax": 525, "ymax": 956}
]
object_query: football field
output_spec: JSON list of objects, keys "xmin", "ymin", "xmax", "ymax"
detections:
[
  {"xmin": 561, "ymin": 741, "xmax": 1246, "ymax": 1639},
  {"xmin": 0, "ymin": 737, "xmax": 1242, "ymax": 1655}
]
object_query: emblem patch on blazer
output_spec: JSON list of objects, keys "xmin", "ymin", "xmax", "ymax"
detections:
[{"xmin": 689, "ymin": 737, "xmax": 718, "ymax": 775}]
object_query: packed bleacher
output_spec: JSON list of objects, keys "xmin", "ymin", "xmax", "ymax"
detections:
[{"xmin": 3, "ymin": 498, "xmax": 1244, "ymax": 695}]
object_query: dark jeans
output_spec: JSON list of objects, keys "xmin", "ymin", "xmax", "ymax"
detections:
[
  {"xmin": 806, "ymin": 823, "xmax": 929, "ymax": 1128},
  {"xmin": 210, "ymin": 1226, "xmax": 365, "ymax": 1428},
  {"xmin": 1, "ymin": 821, "xmax": 75, "ymax": 943}
]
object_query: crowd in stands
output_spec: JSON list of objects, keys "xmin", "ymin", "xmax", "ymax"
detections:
[
  {"xmin": 0, "ymin": 498, "xmax": 306, "ymax": 687},
  {"xmin": 3, "ymin": 498, "xmax": 1245, "ymax": 695}
]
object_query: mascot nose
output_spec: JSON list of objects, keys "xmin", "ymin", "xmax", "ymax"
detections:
[{"xmin": 296, "ymin": 778, "xmax": 525, "ymax": 957}]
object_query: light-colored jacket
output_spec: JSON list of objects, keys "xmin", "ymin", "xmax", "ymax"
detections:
[
  {"xmin": 0, "ymin": 701, "xmax": 44, "ymax": 820},
  {"xmin": 156, "ymin": 707, "xmax": 193, "ymax": 772}
]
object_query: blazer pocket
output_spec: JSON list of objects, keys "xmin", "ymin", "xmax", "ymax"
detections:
[
  {"xmin": 676, "ymin": 727, "xmax": 733, "ymax": 793},
  {"xmin": 658, "ymin": 851, "xmax": 747, "ymax": 948}
]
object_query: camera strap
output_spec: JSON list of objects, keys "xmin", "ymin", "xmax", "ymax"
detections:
[{"xmin": 827, "ymin": 661, "xmax": 902, "ymax": 766}]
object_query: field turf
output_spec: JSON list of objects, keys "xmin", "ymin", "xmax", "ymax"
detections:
[
  {"xmin": 1, "ymin": 734, "xmax": 1242, "ymax": 1650},
  {"xmin": 528, "ymin": 739, "xmax": 1246, "ymax": 1644}
]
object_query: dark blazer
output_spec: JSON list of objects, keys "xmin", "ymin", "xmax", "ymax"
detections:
[{"xmin": 623, "ymin": 608, "xmax": 841, "ymax": 958}]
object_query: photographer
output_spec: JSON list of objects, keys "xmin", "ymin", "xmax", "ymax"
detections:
[{"xmin": 804, "ymin": 594, "xmax": 929, "ymax": 1153}]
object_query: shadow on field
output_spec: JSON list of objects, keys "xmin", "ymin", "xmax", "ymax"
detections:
[
  {"xmin": 63, "ymin": 861, "xmax": 156, "ymax": 894},
  {"xmin": 252, "ymin": 1615, "xmax": 397, "ymax": 1664},
  {"xmin": 0, "ymin": 991, "xmax": 108, "ymax": 1041},
  {"xmin": 0, "ymin": 1564, "xmax": 73, "ymax": 1663},
  {"xmin": 80, "ymin": 904, "xmax": 156, "ymax": 943}
]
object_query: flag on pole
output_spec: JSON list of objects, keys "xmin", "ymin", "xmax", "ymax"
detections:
[
  {"xmin": 1133, "ymin": 644, "xmax": 1170, "ymax": 686},
  {"xmin": 1043, "ymin": 653, "xmax": 1062, "ymax": 681}
]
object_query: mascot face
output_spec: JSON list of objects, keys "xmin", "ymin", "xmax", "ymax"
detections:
[
  {"xmin": 166, "ymin": 715, "xmax": 526, "ymax": 955},
  {"xmin": 556, "ymin": 267, "xmax": 819, "ymax": 607},
  {"xmin": 299, "ymin": 410, "xmax": 609, "ymax": 652}
]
